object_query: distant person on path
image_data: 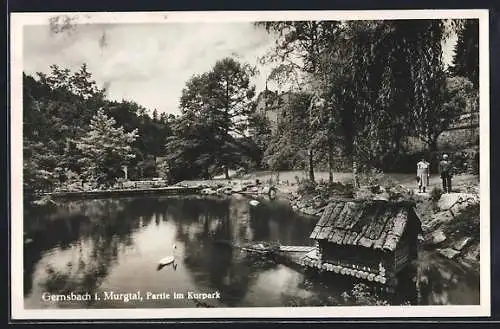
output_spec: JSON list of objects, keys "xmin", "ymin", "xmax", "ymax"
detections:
[
  {"xmin": 416, "ymin": 157, "xmax": 430, "ymax": 193},
  {"xmin": 439, "ymin": 154, "xmax": 453, "ymax": 193}
]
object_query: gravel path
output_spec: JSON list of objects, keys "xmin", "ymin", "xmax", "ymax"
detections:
[{"xmin": 179, "ymin": 170, "xmax": 479, "ymax": 195}]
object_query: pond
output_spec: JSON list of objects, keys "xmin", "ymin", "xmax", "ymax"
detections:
[{"xmin": 23, "ymin": 195, "xmax": 480, "ymax": 309}]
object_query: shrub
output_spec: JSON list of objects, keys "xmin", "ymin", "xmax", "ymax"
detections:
[
  {"xmin": 297, "ymin": 178, "xmax": 317, "ymax": 196},
  {"xmin": 430, "ymin": 186, "xmax": 443, "ymax": 202},
  {"xmin": 358, "ymin": 167, "xmax": 385, "ymax": 186},
  {"xmin": 472, "ymin": 151, "xmax": 479, "ymax": 175},
  {"xmin": 442, "ymin": 203, "xmax": 480, "ymax": 240},
  {"xmin": 380, "ymin": 151, "xmax": 427, "ymax": 173},
  {"xmin": 437, "ymin": 128, "xmax": 479, "ymax": 150},
  {"xmin": 342, "ymin": 283, "xmax": 390, "ymax": 306}
]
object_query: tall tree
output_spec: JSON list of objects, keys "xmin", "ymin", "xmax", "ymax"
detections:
[
  {"xmin": 402, "ymin": 20, "xmax": 448, "ymax": 152},
  {"xmin": 450, "ymin": 19, "xmax": 479, "ymax": 88},
  {"xmin": 76, "ymin": 109, "xmax": 139, "ymax": 188},
  {"xmin": 178, "ymin": 57, "xmax": 257, "ymax": 179},
  {"xmin": 418, "ymin": 76, "xmax": 476, "ymax": 151},
  {"xmin": 263, "ymin": 92, "xmax": 315, "ymax": 171},
  {"xmin": 337, "ymin": 21, "xmax": 443, "ymax": 164},
  {"xmin": 256, "ymin": 21, "xmax": 340, "ymax": 182},
  {"xmin": 159, "ymin": 112, "xmax": 167, "ymax": 124},
  {"xmin": 23, "ymin": 138, "xmax": 60, "ymax": 199},
  {"xmin": 102, "ymin": 101, "xmax": 173, "ymax": 178},
  {"xmin": 36, "ymin": 63, "xmax": 106, "ymax": 101},
  {"xmin": 247, "ymin": 111, "xmax": 273, "ymax": 169},
  {"xmin": 164, "ymin": 111, "xmax": 218, "ymax": 181}
]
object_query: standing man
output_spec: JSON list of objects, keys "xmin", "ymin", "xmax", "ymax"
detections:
[
  {"xmin": 439, "ymin": 154, "xmax": 453, "ymax": 193},
  {"xmin": 416, "ymin": 156, "xmax": 430, "ymax": 193}
]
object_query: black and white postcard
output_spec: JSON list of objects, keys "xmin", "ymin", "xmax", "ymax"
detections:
[{"xmin": 10, "ymin": 9, "xmax": 491, "ymax": 320}]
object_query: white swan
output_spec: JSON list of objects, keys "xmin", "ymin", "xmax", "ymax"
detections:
[
  {"xmin": 157, "ymin": 244, "xmax": 177, "ymax": 266},
  {"xmin": 158, "ymin": 255, "xmax": 175, "ymax": 266}
]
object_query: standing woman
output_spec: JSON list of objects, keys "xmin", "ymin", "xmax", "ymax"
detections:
[{"xmin": 416, "ymin": 156, "xmax": 430, "ymax": 193}]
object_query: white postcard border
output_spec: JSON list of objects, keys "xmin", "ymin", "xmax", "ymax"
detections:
[{"xmin": 10, "ymin": 9, "xmax": 491, "ymax": 320}]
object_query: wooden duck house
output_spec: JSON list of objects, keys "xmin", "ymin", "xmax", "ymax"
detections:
[{"xmin": 304, "ymin": 199, "xmax": 422, "ymax": 285}]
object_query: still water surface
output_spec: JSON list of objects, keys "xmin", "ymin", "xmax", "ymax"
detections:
[{"xmin": 23, "ymin": 195, "xmax": 479, "ymax": 308}]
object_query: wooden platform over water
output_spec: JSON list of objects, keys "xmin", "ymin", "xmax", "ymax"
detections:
[
  {"xmin": 238, "ymin": 242, "xmax": 316, "ymax": 271},
  {"xmin": 279, "ymin": 246, "xmax": 315, "ymax": 252},
  {"xmin": 45, "ymin": 186, "xmax": 202, "ymax": 200},
  {"xmin": 240, "ymin": 242, "xmax": 397, "ymax": 286}
]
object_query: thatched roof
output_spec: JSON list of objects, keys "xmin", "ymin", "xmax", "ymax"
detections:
[{"xmin": 309, "ymin": 200, "xmax": 420, "ymax": 252}]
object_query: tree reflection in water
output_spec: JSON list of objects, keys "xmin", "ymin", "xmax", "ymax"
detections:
[
  {"xmin": 173, "ymin": 197, "xmax": 262, "ymax": 306},
  {"xmin": 415, "ymin": 250, "xmax": 479, "ymax": 305},
  {"xmin": 247, "ymin": 200, "xmax": 317, "ymax": 246},
  {"xmin": 175, "ymin": 196, "xmax": 319, "ymax": 307},
  {"xmin": 25, "ymin": 198, "xmax": 138, "ymax": 303}
]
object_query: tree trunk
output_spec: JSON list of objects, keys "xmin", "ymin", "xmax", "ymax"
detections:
[
  {"xmin": 353, "ymin": 160, "xmax": 360, "ymax": 189},
  {"xmin": 352, "ymin": 136, "xmax": 360, "ymax": 189},
  {"xmin": 223, "ymin": 75, "xmax": 231, "ymax": 181},
  {"xmin": 308, "ymin": 148, "xmax": 315, "ymax": 182},
  {"xmin": 429, "ymin": 138, "xmax": 438, "ymax": 153},
  {"xmin": 394, "ymin": 127, "xmax": 401, "ymax": 154},
  {"xmin": 328, "ymin": 145, "xmax": 334, "ymax": 184},
  {"xmin": 427, "ymin": 138, "xmax": 439, "ymax": 173}
]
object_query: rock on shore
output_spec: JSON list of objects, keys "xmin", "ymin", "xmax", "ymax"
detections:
[
  {"xmin": 422, "ymin": 192, "xmax": 480, "ymax": 266},
  {"xmin": 193, "ymin": 180, "xmax": 277, "ymax": 198}
]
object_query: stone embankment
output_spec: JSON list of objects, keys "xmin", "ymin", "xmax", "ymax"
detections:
[
  {"xmin": 421, "ymin": 192, "xmax": 480, "ymax": 267},
  {"xmin": 175, "ymin": 180, "xmax": 278, "ymax": 199},
  {"xmin": 281, "ymin": 182, "xmax": 419, "ymax": 217}
]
